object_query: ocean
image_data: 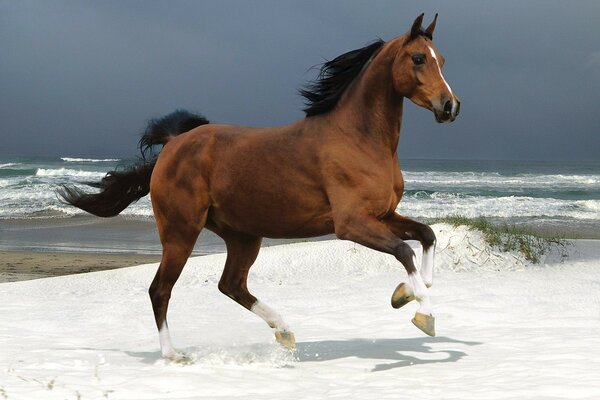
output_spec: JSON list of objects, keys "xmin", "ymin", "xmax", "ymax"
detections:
[{"xmin": 1, "ymin": 156, "xmax": 598, "ymax": 254}]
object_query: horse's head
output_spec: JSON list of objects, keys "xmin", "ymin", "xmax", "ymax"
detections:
[{"xmin": 391, "ymin": 14, "xmax": 460, "ymax": 123}]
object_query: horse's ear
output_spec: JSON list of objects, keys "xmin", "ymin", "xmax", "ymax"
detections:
[
  {"xmin": 410, "ymin": 13, "xmax": 425, "ymax": 40},
  {"xmin": 424, "ymin": 13, "xmax": 438, "ymax": 39}
]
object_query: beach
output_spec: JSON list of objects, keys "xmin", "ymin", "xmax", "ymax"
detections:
[
  {"xmin": 0, "ymin": 250, "xmax": 161, "ymax": 283},
  {"xmin": 1, "ymin": 216, "xmax": 595, "ymax": 284},
  {"xmin": 1, "ymin": 224, "xmax": 599, "ymax": 399}
]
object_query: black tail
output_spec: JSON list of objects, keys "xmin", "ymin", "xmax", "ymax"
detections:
[{"xmin": 58, "ymin": 110, "xmax": 209, "ymax": 217}]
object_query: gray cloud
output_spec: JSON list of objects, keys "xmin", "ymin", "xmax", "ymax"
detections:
[{"xmin": 1, "ymin": 0, "xmax": 599, "ymax": 160}]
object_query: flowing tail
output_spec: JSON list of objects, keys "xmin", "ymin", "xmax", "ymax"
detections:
[{"xmin": 58, "ymin": 110, "xmax": 209, "ymax": 217}]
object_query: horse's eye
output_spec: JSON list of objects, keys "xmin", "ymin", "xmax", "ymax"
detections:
[{"xmin": 412, "ymin": 54, "xmax": 425, "ymax": 65}]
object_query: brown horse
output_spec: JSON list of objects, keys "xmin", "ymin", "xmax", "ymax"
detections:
[{"xmin": 60, "ymin": 13, "xmax": 460, "ymax": 360}]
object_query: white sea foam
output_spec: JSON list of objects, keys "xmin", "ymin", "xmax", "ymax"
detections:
[
  {"xmin": 0, "ymin": 161, "xmax": 598, "ymax": 223},
  {"xmin": 35, "ymin": 168, "xmax": 107, "ymax": 178},
  {"xmin": 0, "ymin": 163, "xmax": 18, "ymax": 168},
  {"xmin": 403, "ymin": 171, "xmax": 600, "ymax": 188},
  {"xmin": 61, "ymin": 157, "xmax": 121, "ymax": 162},
  {"xmin": 1, "ymin": 177, "xmax": 598, "ymax": 220},
  {"xmin": 0, "ymin": 184, "xmax": 154, "ymax": 218},
  {"xmin": 399, "ymin": 194, "xmax": 600, "ymax": 220}
]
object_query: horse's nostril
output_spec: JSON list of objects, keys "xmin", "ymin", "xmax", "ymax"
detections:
[{"xmin": 443, "ymin": 100, "xmax": 452, "ymax": 113}]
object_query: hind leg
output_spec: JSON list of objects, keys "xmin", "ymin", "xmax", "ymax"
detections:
[
  {"xmin": 216, "ymin": 231, "xmax": 295, "ymax": 349},
  {"xmin": 149, "ymin": 199, "xmax": 206, "ymax": 360},
  {"xmin": 149, "ymin": 240, "xmax": 199, "ymax": 360}
]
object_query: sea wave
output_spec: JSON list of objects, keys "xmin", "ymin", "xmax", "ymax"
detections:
[
  {"xmin": 1, "ymin": 160, "xmax": 598, "ymax": 223},
  {"xmin": 403, "ymin": 171, "xmax": 600, "ymax": 187},
  {"xmin": 398, "ymin": 194, "xmax": 600, "ymax": 221},
  {"xmin": 0, "ymin": 187, "xmax": 153, "ymax": 219},
  {"xmin": 61, "ymin": 157, "xmax": 121, "ymax": 162},
  {"xmin": 0, "ymin": 168, "xmax": 38, "ymax": 179},
  {"xmin": 2, "ymin": 183, "xmax": 597, "ymax": 222},
  {"xmin": 36, "ymin": 168, "xmax": 106, "ymax": 178},
  {"xmin": 0, "ymin": 163, "xmax": 19, "ymax": 169}
]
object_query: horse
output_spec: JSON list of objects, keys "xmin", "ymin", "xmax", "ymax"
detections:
[{"xmin": 59, "ymin": 13, "xmax": 460, "ymax": 360}]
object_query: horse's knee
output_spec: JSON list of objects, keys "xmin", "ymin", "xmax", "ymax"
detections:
[{"xmin": 418, "ymin": 225, "xmax": 436, "ymax": 249}]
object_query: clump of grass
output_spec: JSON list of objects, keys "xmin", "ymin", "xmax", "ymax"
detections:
[{"xmin": 433, "ymin": 215, "xmax": 570, "ymax": 263}]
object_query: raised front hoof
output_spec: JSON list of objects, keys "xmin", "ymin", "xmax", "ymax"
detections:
[
  {"xmin": 391, "ymin": 282, "xmax": 415, "ymax": 309},
  {"xmin": 275, "ymin": 330, "xmax": 296, "ymax": 350},
  {"xmin": 412, "ymin": 312, "xmax": 436, "ymax": 337}
]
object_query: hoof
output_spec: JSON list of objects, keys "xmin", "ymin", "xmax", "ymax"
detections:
[
  {"xmin": 391, "ymin": 282, "xmax": 415, "ymax": 309},
  {"xmin": 412, "ymin": 312, "xmax": 435, "ymax": 337},
  {"xmin": 275, "ymin": 330, "xmax": 296, "ymax": 350},
  {"xmin": 164, "ymin": 351, "xmax": 193, "ymax": 365}
]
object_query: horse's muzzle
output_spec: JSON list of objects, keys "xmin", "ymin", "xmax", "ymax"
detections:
[{"xmin": 434, "ymin": 97, "xmax": 460, "ymax": 123}]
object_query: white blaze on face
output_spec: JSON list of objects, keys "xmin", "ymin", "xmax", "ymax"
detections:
[
  {"xmin": 427, "ymin": 46, "xmax": 457, "ymax": 115},
  {"xmin": 427, "ymin": 46, "xmax": 453, "ymax": 96}
]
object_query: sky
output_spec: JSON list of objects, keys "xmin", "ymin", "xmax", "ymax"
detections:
[{"xmin": 1, "ymin": 0, "xmax": 599, "ymax": 161}]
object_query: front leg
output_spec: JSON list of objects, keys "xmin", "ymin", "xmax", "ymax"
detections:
[
  {"xmin": 382, "ymin": 213, "xmax": 436, "ymax": 288},
  {"xmin": 334, "ymin": 212, "xmax": 435, "ymax": 336}
]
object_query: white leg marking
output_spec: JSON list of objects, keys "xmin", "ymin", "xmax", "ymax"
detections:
[
  {"xmin": 159, "ymin": 323, "xmax": 177, "ymax": 358},
  {"xmin": 251, "ymin": 300, "xmax": 290, "ymax": 332},
  {"xmin": 407, "ymin": 272, "xmax": 432, "ymax": 316},
  {"xmin": 421, "ymin": 241, "xmax": 435, "ymax": 288}
]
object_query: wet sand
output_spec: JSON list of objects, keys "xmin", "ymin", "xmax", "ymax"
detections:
[
  {"xmin": 0, "ymin": 250, "xmax": 161, "ymax": 283},
  {"xmin": 0, "ymin": 216, "xmax": 335, "ymax": 282}
]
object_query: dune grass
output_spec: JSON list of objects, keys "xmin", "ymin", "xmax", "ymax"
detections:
[{"xmin": 433, "ymin": 215, "xmax": 571, "ymax": 263}]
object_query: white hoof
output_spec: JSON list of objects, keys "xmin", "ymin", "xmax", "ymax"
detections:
[
  {"xmin": 275, "ymin": 330, "xmax": 296, "ymax": 350},
  {"xmin": 163, "ymin": 350, "xmax": 192, "ymax": 364}
]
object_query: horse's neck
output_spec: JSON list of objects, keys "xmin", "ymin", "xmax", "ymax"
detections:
[{"xmin": 332, "ymin": 47, "xmax": 404, "ymax": 153}]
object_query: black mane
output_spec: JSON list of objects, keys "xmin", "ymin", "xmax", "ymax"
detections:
[{"xmin": 299, "ymin": 39, "xmax": 385, "ymax": 117}]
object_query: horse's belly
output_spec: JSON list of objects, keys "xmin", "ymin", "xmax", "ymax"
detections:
[
  {"xmin": 209, "ymin": 207, "xmax": 334, "ymax": 238},
  {"xmin": 208, "ymin": 187, "xmax": 334, "ymax": 238}
]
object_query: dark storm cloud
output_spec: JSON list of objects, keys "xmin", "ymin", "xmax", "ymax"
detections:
[{"xmin": 1, "ymin": 0, "xmax": 599, "ymax": 160}]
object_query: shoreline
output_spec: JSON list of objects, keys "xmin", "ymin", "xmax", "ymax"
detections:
[
  {"xmin": 0, "ymin": 250, "xmax": 161, "ymax": 283},
  {"xmin": 1, "ymin": 215, "xmax": 597, "ymax": 283},
  {"xmin": 0, "ymin": 236, "xmax": 335, "ymax": 283},
  {"xmin": 3, "ymin": 235, "xmax": 598, "ymax": 284}
]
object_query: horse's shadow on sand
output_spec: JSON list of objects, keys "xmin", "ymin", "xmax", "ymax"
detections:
[
  {"xmin": 295, "ymin": 336, "xmax": 482, "ymax": 372},
  {"xmin": 121, "ymin": 336, "xmax": 481, "ymax": 372}
]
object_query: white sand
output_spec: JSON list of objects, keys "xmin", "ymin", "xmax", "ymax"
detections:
[{"xmin": 1, "ymin": 224, "xmax": 599, "ymax": 399}]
